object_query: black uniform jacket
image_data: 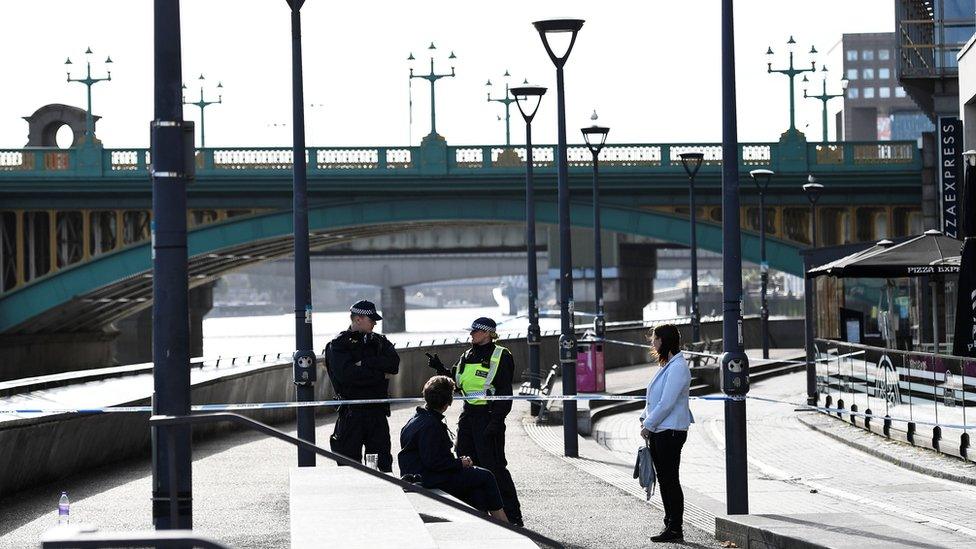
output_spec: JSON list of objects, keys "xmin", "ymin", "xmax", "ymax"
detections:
[
  {"xmin": 453, "ymin": 342, "xmax": 514, "ymax": 422},
  {"xmin": 324, "ymin": 330, "xmax": 400, "ymax": 411},
  {"xmin": 398, "ymin": 406, "xmax": 462, "ymax": 487}
]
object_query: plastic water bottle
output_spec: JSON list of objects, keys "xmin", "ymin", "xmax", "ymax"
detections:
[{"xmin": 57, "ymin": 492, "xmax": 70, "ymax": 525}]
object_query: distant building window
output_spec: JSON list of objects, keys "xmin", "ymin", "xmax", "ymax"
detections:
[
  {"xmin": 848, "ymin": 87, "xmax": 860, "ymax": 99},
  {"xmin": 895, "ymin": 86, "xmax": 907, "ymax": 98},
  {"xmin": 879, "ymin": 87, "xmax": 891, "ymax": 98},
  {"xmin": 847, "ymin": 69, "xmax": 859, "ymax": 80},
  {"xmin": 879, "ymin": 68, "xmax": 890, "ymax": 79},
  {"xmin": 878, "ymin": 49, "xmax": 890, "ymax": 60},
  {"xmin": 864, "ymin": 87, "xmax": 875, "ymax": 99},
  {"xmin": 863, "ymin": 68, "xmax": 875, "ymax": 79},
  {"xmin": 862, "ymin": 50, "xmax": 875, "ymax": 61},
  {"xmin": 846, "ymin": 50, "xmax": 858, "ymax": 61}
]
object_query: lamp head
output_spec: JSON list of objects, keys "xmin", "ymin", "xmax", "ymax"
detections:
[
  {"xmin": 105, "ymin": 56, "xmax": 113, "ymax": 64},
  {"xmin": 581, "ymin": 125, "xmax": 610, "ymax": 155},
  {"xmin": 964, "ymin": 150, "xmax": 976, "ymax": 166},
  {"xmin": 448, "ymin": 51, "xmax": 457, "ymax": 60},
  {"xmin": 787, "ymin": 36, "xmax": 796, "ymax": 46},
  {"xmin": 407, "ymin": 52, "xmax": 415, "ymax": 61},
  {"xmin": 809, "ymin": 45, "xmax": 818, "ymax": 55},
  {"xmin": 510, "ymin": 84, "xmax": 547, "ymax": 123},
  {"xmin": 841, "ymin": 78, "xmax": 850, "ymax": 90},
  {"xmin": 85, "ymin": 47, "xmax": 93, "ymax": 55},
  {"xmin": 533, "ymin": 19, "xmax": 585, "ymax": 67},
  {"xmin": 65, "ymin": 57, "xmax": 72, "ymax": 65},
  {"xmin": 766, "ymin": 46, "xmax": 774, "ymax": 56},
  {"xmin": 749, "ymin": 169, "xmax": 775, "ymax": 193},
  {"xmin": 428, "ymin": 42, "xmax": 436, "ymax": 50},
  {"xmin": 679, "ymin": 152, "xmax": 705, "ymax": 179},
  {"xmin": 803, "ymin": 175, "xmax": 824, "ymax": 204}
]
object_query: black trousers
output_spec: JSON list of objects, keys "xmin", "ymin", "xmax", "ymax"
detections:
[
  {"xmin": 329, "ymin": 406, "xmax": 393, "ymax": 472},
  {"xmin": 648, "ymin": 429, "xmax": 687, "ymax": 532},
  {"xmin": 428, "ymin": 466, "xmax": 504, "ymax": 513},
  {"xmin": 456, "ymin": 407, "xmax": 523, "ymax": 523}
]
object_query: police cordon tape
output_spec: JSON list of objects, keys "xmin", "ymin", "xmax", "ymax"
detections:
[{"xmin": 1, "ymin": 392, "xmax": 968, "ymax": 431}]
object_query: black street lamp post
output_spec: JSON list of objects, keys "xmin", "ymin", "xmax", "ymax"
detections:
[
  {"xmin": 803, "ymin": 175, "xmax": 823, "ymax": 405},
  {"xmin": 680, "ymin": 152, "xmax": 704, "ymax": 350},
  {"xmin": 286, "ymin": 0, "xmax": 316, "ymax": 467},
  {"xmin": 533, "ymin": 17, "xmax": 584, "ymax": 458},
  {"xmin": 511, "ymin": 84, "xmax": 547, "ymax": 414},
  {"xmin": 750, "ymin": 169, "xmax": 774, "ymax": 360},
  {"xmin": 582, "ymin": 125, "xmax": 609, "ymax": 342}
]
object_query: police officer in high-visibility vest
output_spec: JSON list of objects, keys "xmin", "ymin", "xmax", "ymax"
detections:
[{"xmin": 426, "ymin": 317, "xmax": 524, "ymax": 526}]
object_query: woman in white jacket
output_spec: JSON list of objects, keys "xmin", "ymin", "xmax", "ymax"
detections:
[{"xmin": 640, "ymin": 323, "xmax": 694, "ymax": 543}]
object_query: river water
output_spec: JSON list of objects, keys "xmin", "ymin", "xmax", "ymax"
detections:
[{"xmin": 201, "ymin": 306, "xmax": 562, "ymax": 358}]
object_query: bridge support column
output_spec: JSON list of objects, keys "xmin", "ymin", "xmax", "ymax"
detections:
[
  {"xmin": 567, "ymin": 243, "xmax": 657, "ymax": 323},
  {"xmin": 114, "ymin": 283, "xmax": 214, "ymax": 364},
  {"xmin": 381, "ymin": 286, "xmax": 406, "ymax": 333}
]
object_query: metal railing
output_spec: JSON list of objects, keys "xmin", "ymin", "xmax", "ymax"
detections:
[
  {"xmin": 150, "ymin": 412, "xmax": 563, "ymax": 548},
  {"xmin": 0, "ymin": 139, "xmax": 922, "ymax": 178},
  {"xmin": 815, "ymin": 339, "xmax": 976, "ymax": 457}
]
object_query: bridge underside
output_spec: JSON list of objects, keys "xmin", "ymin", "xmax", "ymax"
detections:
[{"xmin": 1, "ymin": 197, "xmax": 809, "ymax": 335}]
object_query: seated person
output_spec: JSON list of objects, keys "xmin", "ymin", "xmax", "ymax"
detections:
[{"xmin": 398, "ymin": 376, "xmax": 509, "ymax": 523}]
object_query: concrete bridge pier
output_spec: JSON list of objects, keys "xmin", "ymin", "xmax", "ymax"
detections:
[
  {"xmin": 571, "ymin": 243, "xmax": 658, "ymax": 323},
  {"xmin": 113, "ymin": 283, "xmax": 214, "ymax": 364},
  {"xmin": 380, "ymin": 286, "xmax": 406, "ymax": 333}
]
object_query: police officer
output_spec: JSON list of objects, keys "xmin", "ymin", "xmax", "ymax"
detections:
[
  {"xmin": 325, "ymin": 300, "xmax": 400, "ymax": 472},
  {"xmin": 426, "ymin": 317, "xmax": 524, "ymax": 526}
]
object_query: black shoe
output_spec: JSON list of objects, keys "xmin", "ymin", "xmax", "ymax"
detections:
[
  {"xmin": 650, "ymin": 529, "xmax": 683, "ymax": 543},
  {"xmin": 510, "ymin": 518, "xmax": 524, "ymax": 528}
]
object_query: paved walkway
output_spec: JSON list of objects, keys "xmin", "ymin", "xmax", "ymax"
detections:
[
  {"xmin": 0, "ymin": 393, "xmax": 716, "ymax": 548},
  {"xmin": 593, "ymin": 358, "xmax": 976, "ymax": 547}
]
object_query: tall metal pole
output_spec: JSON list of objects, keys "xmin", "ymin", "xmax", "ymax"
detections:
[
  {"xmin": 690, "ymin": 172, "xmax": 700, "ymax": 342},
  {"xmin": 512, "ymin": 84, "xmax": 546, "ymax": 414},
  {"xmin": 721, "ymin": 0, "xmax": 749, "ymax": 516},
  {"xmin": 151, "ymin": 0, "xmax": 192, "ymax": 529},
  {"xmin": 759, "ymin": 189, "xmax": 770, "ymax": 359},
  {"xmin": 592, "ymin": 151, "xmax": 605, "ymax": 341},
  {"xmin": 803, "ymin": 178, "xmax": 822, "ymax": 406},
  {"xmin": 487, "ymin": 78, "xmax": 516, "ymax": 146},
  {"xmin": 555, "ymin": 63, "xmax": 578, "ymax": 458},
  {"xmin": 288, "ymin": 0, "xmax": 316, "ymax": 467},
  {"xmin": 534, "ymin": 18, "xmax": 583, "ymax": 458},
  {"xmin": 526, "ymin": 121, "xmax": 541, "ymax": 397}
]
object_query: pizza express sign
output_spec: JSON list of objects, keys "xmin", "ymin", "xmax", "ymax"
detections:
[{"xmin": 938, "ymin": 117, "xmax": 962, "ymax": 239}]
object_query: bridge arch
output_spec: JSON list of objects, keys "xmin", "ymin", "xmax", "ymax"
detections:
[{"xmin": 0, "ymin": 196, "xmax": 803, "ymax": 334}]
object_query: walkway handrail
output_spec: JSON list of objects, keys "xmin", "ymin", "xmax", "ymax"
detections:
[
  {"xmin": 40, "ymin": 528, "xmax": 228, "ymax": 549},
  {"xmin": 149, "ymin": 412, "xmax": 564, "ymax": 549}
]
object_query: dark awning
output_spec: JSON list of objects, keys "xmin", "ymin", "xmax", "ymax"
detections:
[{"xmin": 806, "ymin": 230, "xmax": 962, "ymax": 279}]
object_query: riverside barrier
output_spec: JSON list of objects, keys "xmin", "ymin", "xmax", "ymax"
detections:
[{"xmin": 0, "ymin": 316, "xmax": 802, "ymax": 497}]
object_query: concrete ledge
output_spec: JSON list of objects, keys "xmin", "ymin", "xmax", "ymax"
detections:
[{"xmin": 290, "ymin": 466, "xmax": 536, "ymax": 548}]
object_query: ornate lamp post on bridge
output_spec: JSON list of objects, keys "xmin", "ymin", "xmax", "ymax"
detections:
[
  {"xmin": 182, "ymin": 74, "xmax": 223, "ymax": 148},
  {"xmin": 680, "ymin": 152, "xmax": 705, "ymax": 350},
  {"xmin": 582, "ymin": 123, "xmax": 610, "ymax": 343},
  {"xmin": 766, "ymin": 37, "xmax": 817, "ymax": 135},
  {"xmin": 65, "ymin": 48, "xmax": 112, "ymax": 145},
  {"xmin": 802, "ymin": 175, "xmax": 824, "ymax": 406},
  {"xmin": 803, "ymin": 66, "xmax": 847, "ymax": 143},
  {"xmin": 750, "ymin": 169, "xmax": 774, "ymax": 360},
  {"xmin": 409, "ymin": 43, "xmax": 456, "ymax": 138},
  {"xmin": 487, "ymin": 71, "xmax": 517, "ymax": 146},
  {"xmin": 534, "ymin": 17, "xmax": 585, "ymax": 458},
  {"xmin": 511, "ymin": 83, "xmax": 547, "ymax": 413}
]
